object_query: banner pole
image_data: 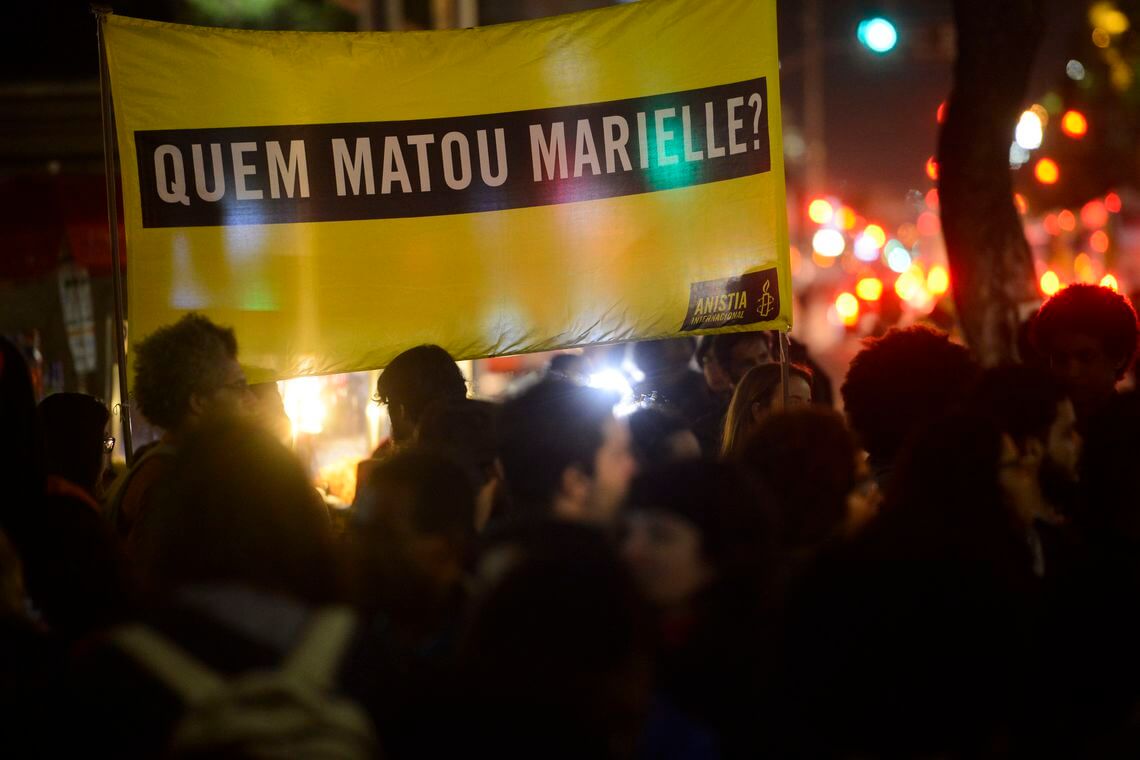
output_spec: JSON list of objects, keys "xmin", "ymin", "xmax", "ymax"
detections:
[
  {"xmin": 778, "ymin": 329, "xmax": 790, "ymax": 408},
  {"xmin": 95, "ymin": 7, "xmax": 134, "ymax": 466}
]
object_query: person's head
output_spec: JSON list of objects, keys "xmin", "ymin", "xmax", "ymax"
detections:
[
  {"xmin": 415, "ymin": 398, "xmax": 502, "ymax": 531},
  {"xmin": 879, "ymin": 410, "xmax": 1036, "ymax": 565},
  {"xmin": 971, "ymin": 365, "xmax": 1080, "ymax": 520},
  {"xmin": 248, "ymin": 381, "xmax": 292, "ymax": 445},
  {"xmin": 138, "ymin": 418, "xmax": 339, "ymax": 604},
  {"xmin": 374, "ymin": 345, "xmax": 467, "ymax": 443},
  {"xmin": 841, "ymin": 326, "xmax": 980, "ymax": 473},
  {"xmin": 738, "ymin": 408, "xmax": 859, "ymax": 553},
  {"xmin": 711, "ymin": 332, "xmax": 773, "ymax": 386},
  {"xmin": 353, "ymin": 449, "xmax": 476, "ymax": 615},
  {"xmin": 1030, "ymin": 284, "xmax": 1139, "ymax": 419},
  {"xmin": 621, "ymin": 460, "xmax": 763, "ymax": 611},
  {"xmin": 696, "ymin": 336, "xmax": 732, "ymax": 396},
  {"xmin": 499, "ymin": 378, "xmax": 635, "ymax": 524},
  {"xmin": 37, "ymin": 393, "xmax": 111, "ymax": 497},
  {"xmin": 721, "ymin": 362, "xmax": 813, "ymax": 458},
  {"xmin": 631, "ymin": 338, "xmax": 696, "ymax": 383},
  {"xmin": 548, "ymin": 352, "xmax": 589, "ymax": 383},
  {"xmin": 627, "ymin": 406, "xmax": 701, "ymax": 469},
  {"xmin": 465, "ymin": 520, "xmax": 650, "ymax": 756},
  {"xmin": 1079, "ymin": 391, "xmax": 1140, "ymax": 543},
  {"xmin": 132, "ymin": 313, "xmax": 251, "ymax": 436}
]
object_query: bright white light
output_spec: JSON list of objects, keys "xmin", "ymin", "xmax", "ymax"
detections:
[
  {"xmin": 1009, "ymin": 142, "xmax": 1030, "ymax": 168},
  {"xmin": 854, "ymin": 233, "xmax": 881, "ymax": 261},
  {"xmin": 588, "ymin": 369, "xmax": 640, "ymax": 418},
  {"xmin": 281, "ymin": 376, "xmax": 327, "ymax": 436},
  {"xmin": 1066, "ymin": 59, "xmax": 1086, "ymax": 81},
  {"xmin": 1015, "ymin": 110, "xmax": 1043, "ymax": 150},
  {"xmin": 857, "ymin": 18, "xmax": 898, "ymax": 54},
  {"xmin": 885, "ymin": 241, "xmax": 912, "ymax": 273},
  {"xmin": 812, "ymin": 228, "xmax": 846, "ymax": 257}
]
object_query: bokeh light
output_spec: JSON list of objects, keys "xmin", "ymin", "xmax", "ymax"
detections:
[
  {"xmin": 1035, "ymin": 158, "xmax": 1060, "ymax": 185},
  {"xmin": 1040, "ymin": 270, "xmax": 1061, "ymax": 296},
  {"xmin": 1061, "ymin": 110, "xmax": 1088, "ymax": 138},
  {"xmin": 1058, "ymin": 209, "xmax": 1076, "ymax": 231},
  {"xmin": 808, "ymin": 198, "xmax": 834, "ymax": 224},
  {"xmin": 835, "ymin": 292, "xmax": 860, "ymax": 326},
  {"xmin": 1101, "ymin": 273, "xmax": 1120, "ymax": 292},
  {"xmin": 1090, "ymin": 230, "xmax": 1110, "ymax": 253},
  {"xmin": 856, "ymin": 277, "xmax": 884, "ymax": 302},
  {"xmin": 927, "ymin": 265, "xmax": 950, "ymax": 296},
  {"xmin": 1015, "ymin": 110, "xmax": 1044, "ymax": 150},
  {"xmin": 925, "ymin": 156, "xmax": 939, "ymax": 181},
  {"xmin": 813, "ymin": 228, "xmax": 846, "ymax": 257}
]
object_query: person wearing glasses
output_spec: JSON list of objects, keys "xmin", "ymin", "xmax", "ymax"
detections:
[
  {"xmin": 106, "ymin": 314, "xmax": 254, "ymax": 551},
  {"xmin": 37, "ymin": 392, "xmax": 114, "ymax": 513}
]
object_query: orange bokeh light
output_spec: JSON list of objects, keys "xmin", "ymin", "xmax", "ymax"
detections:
[
  {"xmin": 837, "ymin": 206, "xmax": 857, "ymax": 230},
  {"xmin": 927, "ymin": 265, "xmax": 950, "ymax": 296},
  {"xmin": 925, "ymin": 156, "xmax": 939, "ymax": 181},
  {"xmin": 1013, "ymin": 193, "xmax": 1028, "ymax": 215},
  {"xmin": 925, "ymin": 189, "xmax": 940, "ymax": 210},
  {"xmin": 808, "ymin": 198, "xmax": 834, "ymax": 224},
  {"xmin": 1040, "ymin": 270, "xmax": 1062, "ymax": 296},
  {"xmin": 1035, "ymin": 158, "xmax": 1060, "ymax": 185},
  {"xmin": 1081, "ymin": 200, "xmax": 1108, "ymax": 229},
  {"xmin": 937, "ymin": 101, "xmax": 947, "ymax": 123},
  {"xmin": 1060, "ymin": 110, "xmax": 1088, "ymax": 138},
  {"xmin": 1058, "ymin": 210, "xmax": 1077, "ymax": 232},
  {"xmin": 1105, "ymin": 192, "xmax": 1122, "ymax": 213},
  {"xmin": 1101, "ymin": 274, "xmax": 1120, "ymax": 292},
  {"xmin": 1090, "ymin": 230, "xmax": 1110, "ymax": 253},
  {"xmin": 856, "ymin": 277, "xmax": 884, "ymax": 302},
  {"xmin": 1043, "ymin": 214, "xmax": 1060, "ymax": 236}
]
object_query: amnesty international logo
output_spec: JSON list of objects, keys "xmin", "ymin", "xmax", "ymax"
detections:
[
  {"xmin": 681, "ymin": 267, "xmax": 781, "ymax": 332},
  {"xmin": 756, "ymin": 280, "xmax": 775, "ymax": 318}
]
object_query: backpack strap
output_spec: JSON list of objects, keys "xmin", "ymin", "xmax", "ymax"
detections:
[
  {"xmin": 281, "ymin": 606, "xmax": 356, "ymax": 689},
  {"xmin": 112, "ymin": 624, "xmax": 225, "ymax": 705}
]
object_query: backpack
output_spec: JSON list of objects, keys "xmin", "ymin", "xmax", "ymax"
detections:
[{"xmin": 112, "ymin": 606, "xmax": 379, "ymax": 759}]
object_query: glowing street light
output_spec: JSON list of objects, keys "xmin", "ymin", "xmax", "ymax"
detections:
[{"xmin": 857, "ymin": 17, "xmax": 898, "ymax": 54}]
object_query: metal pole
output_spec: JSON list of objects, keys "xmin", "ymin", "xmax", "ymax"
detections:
[
  {"xmin": 778, "ymin": 330, "xmax": 790, "ymax": 409},
  {"xmin": 95, "ymin": 8, "xmax": 134, "ymax": 465}
]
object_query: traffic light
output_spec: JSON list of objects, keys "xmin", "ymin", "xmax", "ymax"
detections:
[{"xmin": 857, "ymin": 17, "xmax": 898, "ymax": 54}]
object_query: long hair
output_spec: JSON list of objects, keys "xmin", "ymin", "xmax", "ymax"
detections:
[{"xmin": 721, "ymin": 362, "xmax": 811, "ymax": 459}]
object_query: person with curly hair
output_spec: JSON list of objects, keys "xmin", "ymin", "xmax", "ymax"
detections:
[
  {"xmin": 1029, "ymin": 283, "xmax": 1140, "ymax": 422},
  {"xmin": 840, "ymin": 325, "xmax": 980, "ymax": 488},
  {"xmin": 107, "ymin": 314, "xmax": 252, "ymax": 545}
]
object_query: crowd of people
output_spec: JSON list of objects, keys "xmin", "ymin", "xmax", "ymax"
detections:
[{"xmin": 1, "ymin": 282, "xmax": 1139, "ymax": 758}]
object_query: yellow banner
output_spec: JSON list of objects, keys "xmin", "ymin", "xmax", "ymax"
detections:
[{"xmin": 103, "ymin": 0, "xmax": 789, "ymax": 381}]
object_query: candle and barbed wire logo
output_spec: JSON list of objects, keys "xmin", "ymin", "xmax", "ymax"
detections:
[
  {"xmin": 681, "ymin": 268, "xmax": 781, "ymax": 331},
  {"xmin": 756, "ymin": 279, "xmax": 775, "ymax": 318}
]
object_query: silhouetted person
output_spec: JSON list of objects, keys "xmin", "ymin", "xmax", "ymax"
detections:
[
  {"xmin": 348, "ymin": 449, "xmax": 477, "ymax": 756},
  {"xmin": 450, "ymin": 520, "xmax": 652, "ymax": 759},
  {"xmin": 37, "ymin": 392, "xmax": 111, "ymax": 510},
  {"xmin": 1, "ymin": 340, "xmax": 128, "ymax": 643},
  {"xmin": 627, "ymin": 405, "xmax": 701, "ymax": 470},
  {"xmin": 631, "ymin": 338, "xmax": 717, "ymax": 425},
  {"xmin": 623, "ymin": 460, "xmax": 771, "ymax": 758},
  {"xmin": 775, "ymin": 411, "xmax": 1041, "ymax": 757},
  {"xmin": 1030, "ymin": 283, "xmax": 1139, "ymax": 423},
  {"xmin": 63, "ymin": 419, "xmax": 365, "ymax": 758},
  {"xmin": 841, "ymin": 325, "xmax": 980, "ymax": 487},
  {"xmin": 373, "ymin": 344, "xmax": 466, "ymax": 450},
  {"xmin": 498, "ymin": 378, "xmax": 635, "ymax": 525},
  {"xmin": 106, "ymin": 314, "xmax": 253, "ymax": 547},
  {"xmin": 738, "ymin": 407, "xmax": 862, "ymax": 587},
  {"xmin": 414, "ymin": 398, "xmax": 502, "ymax": 531}
]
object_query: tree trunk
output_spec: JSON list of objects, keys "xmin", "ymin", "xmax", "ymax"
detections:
[{"xmin": 938, "ymin": 0, "xmax": 1045, "ymax": 366}]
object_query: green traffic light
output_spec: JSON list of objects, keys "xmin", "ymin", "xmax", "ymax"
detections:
[{"xmin": 857, "ymin": 17, "xmax": 898, "ymax": 54}]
